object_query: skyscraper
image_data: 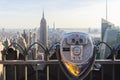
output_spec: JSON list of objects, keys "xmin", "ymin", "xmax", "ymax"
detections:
[
  {"xmin": 37, "ymin": 12, "xmax": 48, "ymax": 70},
  {"xmin": 39, "ymin": 11, "xmax": 48, "ymax": 48},
  {"xmin": 101, "ymin": 18, "xmax": 114, "ymax": 41},
  {"xmin": 100, "ymin": 19, "xmax": 120, "ymax": 59}
]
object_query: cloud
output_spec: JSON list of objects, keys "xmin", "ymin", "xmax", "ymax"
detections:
[
  {"xmin": 0, "ymin": 0, "xmax": 120, "ymax": 29},
  {"xmin": 0, "ymin": 0, "xmax": 105, "ymax": 12}
]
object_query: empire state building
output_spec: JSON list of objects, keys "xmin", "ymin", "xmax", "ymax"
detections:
[{"xmin": 39, "ymin": 12, "xmax": 48, "ymax": 48}]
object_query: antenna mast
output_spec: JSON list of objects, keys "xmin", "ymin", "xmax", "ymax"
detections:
[{"xmin": 106, "ymin": 0, "xmax": 108, "ymax": 21}]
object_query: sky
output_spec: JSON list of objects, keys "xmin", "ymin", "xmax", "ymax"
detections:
[{"xmin": 0, "ymin": 0, "xmax": 120, "ymax": 29}]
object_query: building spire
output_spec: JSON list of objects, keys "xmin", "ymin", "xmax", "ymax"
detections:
[
  {"xmin": 53, "ymin": 22, "xmax": 55, "ymax": 30},
  {"xmin": 42, "ymin": 10, "xmax": 44, "ymax": 19}
]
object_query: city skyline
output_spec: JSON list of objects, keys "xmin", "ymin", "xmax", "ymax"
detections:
[{"xmin": 0, "ymin": 0, "xmax": 120, "ymax": 29}]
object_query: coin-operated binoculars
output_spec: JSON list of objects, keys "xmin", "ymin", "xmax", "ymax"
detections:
[{"xmin": 56, "ymin": 32, "xmax": 96, "ymax": 80}]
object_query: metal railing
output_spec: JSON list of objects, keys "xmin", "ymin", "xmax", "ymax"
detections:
[
  {"xmin": 0, "ymin": 42, "xmax": 120, "ymax": 80},
  {"xmin": 1, "ymin": 59, "xmax": 120, "ymax": 80}
]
